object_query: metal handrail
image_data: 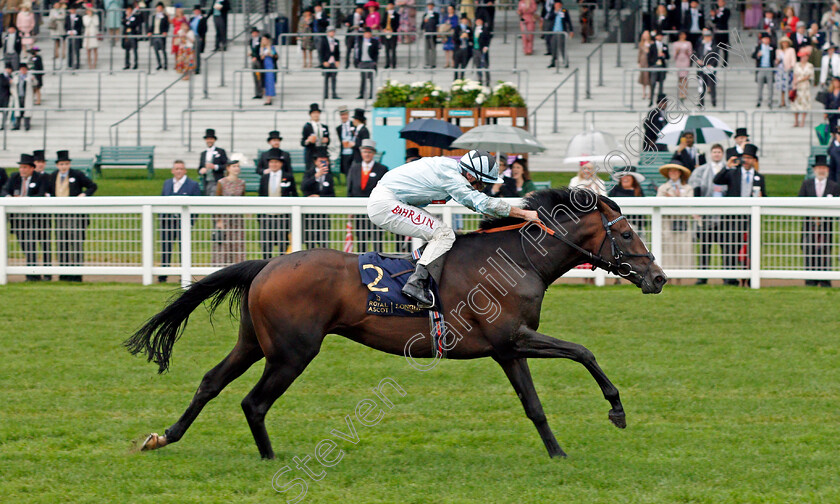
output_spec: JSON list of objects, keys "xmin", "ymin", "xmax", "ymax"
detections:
[
  {"xmin": 47, "ymin": 69, "xmax": 145, "ymax": 112},
  {"xmin": 231, "ymin": 67, "xmax": 375, "ymax": 109},
  {"xmin": 529, "ymin": 67, "xmax": 579, "ymax": 137},
  {"xmin": 1, "ymin": 107, "xmax": 95, "ymax": 151},
  {"xmin": 180, "ymin": 107, "xmax": 310, "ymax": 151},
  {"xmin": 584, "ymin": 38, "xmax": 606, "ymax": 99},
  {"xmin": 622, "ymin": 67, "xmax": 772, "ymax": 110}
]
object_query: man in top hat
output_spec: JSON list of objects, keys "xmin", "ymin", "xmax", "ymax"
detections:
[
  {"xmin": 28, "ymin": 47, "xmax": 43, "ymax": 106},
  {"xmin": 11, "ymin": 62, "xmax": 34, "ymax": 131},
  {"xmin": 302, "ymin": 147, "xmax": 335, "ymax": 248},
  {"xmin": 725, "ymin": 127, "xmax": 749, "ymax": 161},
  {"xmin": 710, "ymin": 0, "xmax": 730, "ymax": 65},
  {"xmin": 345, "ymin": 5, "xmax": 365, "ymax": 69},
  {"xmin": 648, "ymin": 30, "xmax": 669, "ymax": 106},
  {"xmin": 354, "ymin": 26, "xmax": 379, "ymax": 99},
  {"xmin": 318, "ymin": 25, "xmax": 341, "ymax": 100},
  {"xmin": 380, "ymin": 2, "xmax": 400, "ymax": 68},
  {"xmin": 1, "ymin": 153, "xmax": 48, "ymax": 281},
  {"xmin": 337, "ymin": 105, "xmax": 356, "ymax": 175},
  {"xmin": 547, "ymin": 0, "xmax": 574, "ymax": 69},
  {"xmin": 688, "ymin": 143, "xmax": 729, "ymax": 284},
  {"xmin": 257, "ymin": 130, "xmax": 293, "ymax": 176},
  {"xmin": 713, "ymin": 143, "xmax": 766, "ymax": 283},
  {"xmin": 190, "ymin": 5, "xmax": 208, "ymax": 74},
  {"xmin": 122, "ymin": 5, "xmax": 143, "ymax": 70},
  {"xmin": 2, "ymin": 25, "xmax": 22, "ymax": 72},
  {"xmin": 31, "ymin": 149, "xmax": 52, "ymax": 275},
  {"xmin": 695, "ymin": 28, "xmax": 718, "ymax": 108},
  {"xmin": 405, "ymin": 147, "xmax": 421, "ymax": 163},
  {"xmin": 64, "ymin": 4, "xmax": 84, "ymax": 70},
  {"xmin": 258, "ymin": 147, "xmax": 298, "ymax": 259},
  {"xmin": 0, "ymin": 64, "xmax": 11, "ymax": 130},
  {"xmin": 753, "ymin": 33, "xmax": 776, "ymax": 108},
  {"xmin": 643, "ymin": 94, "xmax": 669, "ymax": 152},
  {"xmin": 148, "ymin": 2, "xmax": 170, "ymax": 70},
  {"xmin": 671, "ymin": 130, "xmax": 706, "ymax": 172},
  {"xmin": 198, "ymin": 128, "xmax": 228, "ymax": 196},
  {"xmin": 346, "ymin": 139, "xmax": 388, "ymax": 251},
  {"xmin": 212, "ymin": 0, "xmax": 230, "ymax": 51},
  {"xmin": 350, "ymin": 108, "xmax": 370, "ymax": 163},
  {"xmin": 45, "ymin": 150, "xmax": 97, "ymax": 282},
  {"xmin": 248, "ymin": 27, "xmax": 262, "ymax": 99},
  {"xmin": 792, "ymin": 21, "xmax": 810, "ymax": 52},
  {"xmin": 421, "ymin": 2, "xmax": 439, "ymax": 68},
  {"xmin": 798, "ymin": 155, "xmax": 840, "ymax": 286},
  {"xmin": 301, "ymin": 103, "xmax": 330, "ymax": 170}
]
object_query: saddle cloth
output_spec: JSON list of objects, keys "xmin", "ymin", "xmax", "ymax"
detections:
[{"xmin": 358, "ymin": 251, "xmax": 441, "ymax": 316}]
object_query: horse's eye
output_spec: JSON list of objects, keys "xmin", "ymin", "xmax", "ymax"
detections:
[{"xmin": 622, "ymin": 232, "xmax": 632, "ymax": 240}]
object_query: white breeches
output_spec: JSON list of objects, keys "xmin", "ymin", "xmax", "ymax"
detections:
[{"xmin": 367, "ymin": 185, "xmax": 456, "ymax": 266}]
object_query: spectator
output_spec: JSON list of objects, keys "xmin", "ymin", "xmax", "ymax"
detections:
[
  {"xmin": 381, "ymin": 2, "xmax": 399, "ymax": 68},
  {"xmin": 775, "ymin": 36, "xmax": 795, "ymax": 107},
  {"xmin": 695, "ymin": 28, "xmax": 718, "ymax": 108},
  {"xmin": 547, "ymin": 0, "xmax": 572, "ymax": 69},
  {"xmin": 820, "ymin": 44, "xmax": 840, "ymax": 88},
  {"xmin": 657, "ymin": 161, "xmax": 694, "ymax": 275},
  {"xmin": 48, "ymin": 2, "xmax": 66, "ymax": 60},
  {"xmin": 652, "ymin": 4, "xmax": 670, "ymax": 36},
  {"xmin": 442, "ymin": 5, "xmax": 457, "ymax": 68},
  {"xmin": 792, "ymin": 21, "xmax": 809, "ymax": 52},
  {"xmin": 336, "ymin": 105, "xmax": 355, "ymax": 175},
  {"xmin": 517, "ymin": 0, "xmax": 537, "ymax": 56},
  {"xmin": 173, "ymin": 23, "xmax": 195, "ymax": 79},
  {"xmin": 301, "ymin": 102, "xmax": 330, "ymax": 170},
  {"xmin": 397, "ymin": 0, "xmax": 417, "ymax": 44},
  {"xmin": 351, "ymin": 108, "xmax": 370, "ymax": 162},
  {"xmin": 312, "ymin": 3, "xmax": 329, "ymax": 33},
  {"xmin": 257, "ymin": 130, "xmax": 292, "ymax": 176},
  {"xmin": 302, "ymin": 147, "xmax": 335, "ymax": 249},
  {"xmin": 476, "ymin": 0, "xmax": 495, "ymax": 32},
  {"xmin": 608, "ymin": 168, "xmax": 646, "ymax": 197},
  {"xmin": 319, "ymin": 25, "xmax": 340, "ymax": 100},
  {"xmin": 685, "ymin": 0, "xmax": 703, "ymax": 46},
  {"xmin": 11, "ymin": 62, "xmax": 34, "ymax": 131},
  {"xmin": 258, "ymin": 34, "xmax": 277, "ymax": 105},
  {"xmin": 711, "ymin": 0, "xmax": 730, "ymax": 65},
  {"xmin": 32, "ymin": 149, "xmax": 44, "ymax": 171},
  {"xmin": 298, "ymin": 8, "xmax": 315, "ymax": 68},
  {"xmin": 643, "ymin": 93, "xmax": 668, "ymax": 151},
  {"xmin": 158, "ymin": 159, "xmax": 201, "ymax": 283},
  {"xmin": 16, "ymin": 3, "xmax": 35, "ymax": 53},
  {"xmin": 82, "ymin": 4, "xmax": 99, "ymax": 68},
  {"xmin": 190, "ymin": 6, "xmax": 207, "ymax": 74},
  {"xmin": 1, "ymin": 153, "xmax": 47, "ymax": 281},
  {"xmin": 648, "ymin": 30, "xmax": 668, "ymax": 105},
  {"xmin": 258, "ymin": 147, "xmax": 297, "ymax": 259},
  {"xmin": 105, "ymin": 0, "xmax": 121, "ymax": 43},
  {"xmin": 0, "ymin": 64, "xmax": 10, "ymax": 130},
  {"xmin": 170, "ymin": 6, "xmax": 188, "ymax": 64},
  {"xmin": 824, "ymin": 76, "xmax": 840, "ymax": 131},
  {"xmin": 828, "ymin": 125, "xmax": 840, "ymax": 182},
  {"xmin": 688, "ymin": 143, "xmax": 728, "ymax": 285},
  {"xmin": 421, "ymin": 2, "xmax": 439, "ymax": 68},
  {"xmin": 28, "ymin": 46, "xmax": 42, "ymax": 105},
  {"xmin": 568, "ymin": 161, "xmax": 605, "ymax": 195},
  {"xmin": 753, "ymin": 32, "xmax": 776, "ymax": 108},
  {"xmin": 147, "ymin": 2, "xmax": 168, "ymax": 70},
  {"xmin": 0, "ymin": 164, "xmax": 6, "ymax": 188},
  {"xmin": 673, "ymin": 31, "xmax": 692, "ymax": 100},
  {"xmin": 472, "ymin": 15, "xmax": 490, "ymax": 86},
  {"xmin": 345, "ymin": 6, "xmax": 364, "ymax": 69},
  {"xmin": 3, "ymin": 26, "xmax": 22, "ymax": 70},
  {"xmin": 198, "ymin": 128, "xmax": 228, "ymax": 195},
  {"xmin": 744, "ymin": 0, "xmax": 762, "ymax": 30},
  {"xmin": 578, "ymin": 0, "xmax": 592, "ymax": 43},
  {"xmin": 64, "ymin": 4, "xmax": 82, "ymax": 70},
  {"xmin": 354, "ymin": 27, "xmax": 379, "ymax": 99},
  {"xmin": 760, "ymin": 10, "xmax": 776, "ymax": 42},
  {"xmin": 725, "ymin": 127, "xmax": 749, "ymax": 160},
  {"xmin": 822, "ymin": 2, "xmax": 840, "ymax": 48},
  {"xmin": 674, "ymin": 0, "xmax": 690, "ymax": 35},
  {"xmin": 45, "ymin": 150, "xmax": 97, "ymax": 282},
  {"xmin": 366, "ymin": 1, "xmax": 381, "ymax": 28},
  {"xmin": 791, "ymin": 46, "xmax": 814, "ymax": 127},
  {"xmin": 122, "ymin": 5, "xmax": 142, "ymax": 70},
  {"xmin": 638, "ymin": 30, "xmax": 652, "ymax": 103},
  {"xmin": 672, "ymin": 131, "xmax": 705, "ymax": 171},
  {"xmin": 453, "ymin": 14, "xmax": 471, "ymax": 80},
  {"xmin": 781, "ymin": 6, "xmax": 798, "ymax": 38},
  {"xmin": 212, "ymin": 0, "xmax": 229, "ymax": 51},
  {"xmin": 799, "ymin": 155, "xmax": 840, "ymax": 286},
  {"xmin": 211, "ymin": 157, "xmax": 245, "ymax": 266},
  {"xmin": 459, "ymin": 0, "xmax": 474, "ymax": 20},
  {"xmin": 247, "ymin": 27, "xmax": 261, "ymax": 98},
  {"xmin": 347, "ymin": 139, "xmax": 387, "ymax": 252}
]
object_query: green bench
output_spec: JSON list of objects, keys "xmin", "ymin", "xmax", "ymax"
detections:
[
  {"xmin": 637, "ymin": 151, "xmax": 672, "ymax": 194},
  {"xmin": 43, "ymin": 158, "xmax": 95, "ymax": 179},
  {"xmin": 94, "ymin": 146, "xmax": 155, "ymax": 178},
  {"xmin": 532, "ymin": 181, "xmax": 551, "ymax": 190}
]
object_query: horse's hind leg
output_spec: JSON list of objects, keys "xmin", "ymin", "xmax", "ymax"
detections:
[
  {"xmin": 496, "ymin": 357, "xmax": 567, "ymax": 458},
  {"xmin": 141, "ymin": 320, "xmax": 264, "ymax": 452}
]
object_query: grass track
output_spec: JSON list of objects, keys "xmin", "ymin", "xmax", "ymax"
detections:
[{"xmin": 1, "ymin": 283, "xmax": 838, "ymax": 503}]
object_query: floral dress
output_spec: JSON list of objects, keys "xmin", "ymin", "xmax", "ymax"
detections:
[
  {"xmin": 397, "ymin": 0, "xmax": 417, "ymax": 43},
  {"xmin": 212, "ymin": 177, "xmax": 246, "ymax": 266},
  {"xmin": 175, "ymin": 30, "xmax": 196, "ymax": 75},
  {"xmin": 298, "ymin": 18, "xmax": 315, "ymax": 51},
  {"xmin": 791, "ymin": 61, "xmax": 814, "ymax": 111},
  {"xmin": 171, "ymin": 16, "xmax": 188, "ymax": 55}
]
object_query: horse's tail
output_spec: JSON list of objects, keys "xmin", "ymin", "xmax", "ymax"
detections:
[{"xmin": 124, "ymin": 259, "xmax": 271, "ymax": 374}]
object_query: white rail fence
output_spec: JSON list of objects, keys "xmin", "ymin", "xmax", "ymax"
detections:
[{"xmin": 2, "ymin": 197, "xmax": 840, "ymax": 288}]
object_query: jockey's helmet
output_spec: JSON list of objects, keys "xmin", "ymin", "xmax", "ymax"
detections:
[{"xmin": 459, "ymin": 150, "xmax": 501, "ymax": 184}]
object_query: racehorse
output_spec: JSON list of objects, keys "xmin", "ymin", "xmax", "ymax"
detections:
[{"xmin": 126, "ymin": 188, "xmax": 667, "ymax": 459}]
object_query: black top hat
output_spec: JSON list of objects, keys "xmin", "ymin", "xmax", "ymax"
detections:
[
  {"xmin": 406, "ymin": 147, "xmax": 421, "ymax": 159},
  {"xmin": 32, "ymin": 149, "xmax": 45, "ymax": 162},
  {"xmin": 742, "ymin": 144, "xmax": 759, "ymax": 159},
  {"xmin": 56, "ymin": 150, "xmax": 71, "ymax": 162},
  {"xmin": 18, "ymin": 153, "xmax": 34, "ymax": 166},
  {"xmin": 352, "ymin": 108, "xmax": 367, "ymax": 122},
  {"xmin": 265, "ymin": 148, "xmax": 285, "ymax": 161},
  {"xmin": 813, "ymin": 154, "xmax": 829, "ymax": 167},
  {"xmin": 760, "ymin": 32, "xmax": 771, "ymax": 39},
  {"xmin": 734, "ymin": 127, "xmax": 748, "ymax": 138},
  {"xmin": 193, "ymin": 4, "xmax": 203, "ymax": 11},
  {"xmin": 267, "ymin": 130, "xmax": 282, "ymax": 142},
  {"xmin": 313, "ymin": 147, "xmax": 330, "ymax": 159},
  {"xmin": 203, "ymin": 128, "xmax": 217, "ymax": 139},
  {"xmin": 309, "ymin": 103, "xmax": 322, "ymax": 114}
]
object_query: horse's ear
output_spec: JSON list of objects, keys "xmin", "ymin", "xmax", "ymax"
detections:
[{"xmin": 596, "ymin": 195, "xmax": 622, "ymax": 217}]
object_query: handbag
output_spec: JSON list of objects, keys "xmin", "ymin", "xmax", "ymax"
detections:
[
  {"xmin": 816, "ymin": 88, "xmax": 829, "ymax": 105},
  {"xmin": 789, "ymin": 88, "xmax": 797, "ymax": 101}
]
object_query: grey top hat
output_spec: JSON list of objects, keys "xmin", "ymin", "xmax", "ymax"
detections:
[{"xmin": 360, "ymin": 139, "xmax": 377, "ymax": 151}]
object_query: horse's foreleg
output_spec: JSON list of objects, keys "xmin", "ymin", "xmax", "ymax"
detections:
[
  {"xmin": 512, "ymin": 326, "xmax": 626, "ymax": 430},
  {"xmin": 495, "ymin": 357, "xmax": 567, "ymax": 458}
]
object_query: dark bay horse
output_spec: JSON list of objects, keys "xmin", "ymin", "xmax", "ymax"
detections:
[{"xmin": 126, "ymin": 189, "xmax": 667, "ymax": 459}]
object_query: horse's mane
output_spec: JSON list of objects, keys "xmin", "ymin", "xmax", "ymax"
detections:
[{"xmin": 477, "ymin": 187, "xmax": 622, "ymax": 231}]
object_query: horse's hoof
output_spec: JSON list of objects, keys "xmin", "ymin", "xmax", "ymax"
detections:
[
  {"xmin": 609, "ymin": 409, "xmax": 627, "ymax": 429},
  {"xmin": 550, "ymin": 449, "xmax": 568, "ymax": 459},
  {"xmin": 141, "ymin": 433, "xmax": 168, "ymax": 451}
]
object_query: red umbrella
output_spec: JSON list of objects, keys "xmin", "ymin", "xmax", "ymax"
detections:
[{"xmin": 364, "ymin": 0, "xmax": 380, "ymax": 8}]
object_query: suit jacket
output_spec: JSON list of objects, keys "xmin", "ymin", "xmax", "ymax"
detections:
[
  {"xmin": 725, "ymin": 145, "xmax": 745, "ymax": 161},
  {"xmin": 351, "ymin": 124, "xmax": 370, "ymax": 163},
  {"xmin": 198, "ymin": 147, "xmax": 228, "ymax": 183},
  {"xmin": 354, "ymin": 37, "xmax": 380, "ymax": 66},
  {"xmin": 45, "ymin": 169, "xmax": 98, "ymax": 196},
  {"xmin": 312, "ymin": 14, "xmax": 329, "ymax": 33},
  {"xmin": 0, "ymin": 71, "xmax": 11, "ymax": 103},
  {"xmin": 380, "ymin": 10, "xmax": 400, "ymax": 35},
  {"xmin": 712, "ymin": 7, "xmax": 730, "ymax": 30},
  {"xmin": 712, "ymin": 166, "xmax": 768, "ymax": 197},
  {"xmin": 546, "ymin": 8, "xmax": 574, "ymax": 32},
  {"xmin": 799, "ymin": 178, "xmax": 840, "ymax": 236},
  {"xmin": 259, "ymin": 170, "xmax": 298, "ymax": 197},
  {"xmin": 682, "ymin": 8, "xmax": 704, "ymax": 32},
  {"xmin": 472, "ymin": 25, "xmax": 492, "ymax": 52},
  {"xmin": 64, "ymin": 13, "xmax": 84, "ymax": 36},
  {"xmin": 1, "ymin": 170, "xmax": 46, "ymax": 197},
  {"xmin": 421, "ymin": 10, "xmax": 439, "ymax": 35},
  {"xmin": 752, "ymin": 43, "xmax": 776, "ymax": 68},
  {"xmin": 828, "ymin": 140, "xmax": 840, "ymax": 183},
  {"xmin": 798, "ymin": 177, "xmax": 840, "ymax": 197},
  {"xmin": 694, "ymin": 39, "xmax": 719, "ymax": 70},
  {"xmin": 318, "ymin": 36, "xmax": 340, "ymax": 65},
  {"xmin": 302, "ymin": 166, "xmax": 336, "ymax": 196},
  {"xmin": 791, "ymin": 31, "xmax": 810, "ymax": 52},
  {"xmin": 0, "ymin": 167, "xmax": 6, "ymax": 190},
  {"xmin": 2, "ymin": 32, "xmax": 22, "ymax": 55},
  {"xmin": 648, "ymin": 40, "xmax": 669, "ymax": 68},
  {"xmin": 643, "ymin": 107, "xmax": 667, "ymax": 150},
  {"xmin": 161, "ymin": 177, "xmax": 201, "ymax": 196},
  {"xmin": 148, "ymin": 12, "xmax": 170, "ymax": 35},
  {"xmin": 453, "ymin": 24, "xmax": 473, "ymax": 52},
  {"xmin": 191, "ymin": 14, "xmax": 208, "ymax": 45},
  {"xmin": 346, "ymin": 161, "xmax": 387, "ymax": 197},
  {"xmin": 672, "ymin": 147, "xmax": 706, "ymax": 172},
  {"xmin": 123, "ymin": 11, "xmax": 143, "ymax": 36},
  {"xmin": 256, "ymin": 148, "xmax": 293, "ymax": 176},
  {"xmin": 301, "ymin": 121, "xmax": 330, "ymax": 167}
]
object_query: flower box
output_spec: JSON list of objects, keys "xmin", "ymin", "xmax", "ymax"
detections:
[{"xmin": 479, "ymin": 107, "xmax": 529, "ymax": 129}]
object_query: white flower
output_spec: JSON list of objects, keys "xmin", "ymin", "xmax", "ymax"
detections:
[
  {"xmin": 505, "ymin": 81, "xmax": 516, "ymax": 88},
  {"xmin": 434, "ymin": 85, "xmax": 442, "ymax": 91},
  {"xmin": 476, "ymin": 93, "xmax": 486, "ymax": 104},
  {"xmin": 481, "ymin": 86, "xmax": 491, "ymax": 95},
  {"xmin": 431, "ymin": 91, "xmax": 440, "ymax": 97},
  {"xmin": 411, "ymin": 81, "xmax": 425, "ymax": 88}
]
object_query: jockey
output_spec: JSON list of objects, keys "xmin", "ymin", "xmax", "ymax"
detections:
[{"xmin": 368, "ymin": 150, "xmax": 541, "ymax": 307}]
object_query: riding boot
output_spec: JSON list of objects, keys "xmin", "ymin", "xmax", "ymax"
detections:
[{"xmin": 402, "ymin": 263, "xmax": 434, "ymax": 308}]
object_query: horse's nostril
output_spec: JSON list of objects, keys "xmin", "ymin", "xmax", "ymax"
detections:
[{"xmin": 654, "ymin": 275, "xmax": 667, "ymax": 285}]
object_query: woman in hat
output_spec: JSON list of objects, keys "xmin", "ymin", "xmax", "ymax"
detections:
[
  {"xmin": 82, "ymin": 3, "xmax": 100, "ymax": 68},
  {"xmin": 298, "ymin": 8, "xmax": 315, "ymax": 68},
  {"xmin": 365, "ymin": 1, "xmax": 381, "ymax": 28},
  {"xmin": 673, "ymin": 31, "xmax": 693, "ymax": 100},
  {"xmin": 792, "ymin": 45, "xmax": 815, "ymax": 126},
  {"xmin": 657, "ymin": 162, "xmax": 694, "ymax": 275},
  {"xmin": 775, "ymin": 36, "xmax": 796, "ymax": 107},
  {"xmin": 105, "ymin": 0, "xmax": 122, "ymax": 43},
  {"xmin": 15, "ymin": 3, "xmax": 35, "ymax": 52},
  {"xmin": 174, "ymin": 23, "xmax": 196, "ymax": 79},
  {"xmin": 212, "ymin": 157, "xmax": 246, "ymax": 267},
  {"xmin": 259, "ymin": 34, "xmax": 277, "ymax": 105},
  {"xmin": 568, "ymin": 161, "xmax": 606, "ymax": 196},
  {"xmin": 28, "ymin": 47, "xmax": 43, "ymax": 105},
  {"xmin": 171, "ymin": 5, "xmax": 188, "ymax": 58},
  {"xmin": 637, "ymin": 30, "xmax": 652, "ymax": 102},
  {"xmin": 781, "ymin": 6, "xmax": 799, "ymax": 38},
  {"xmin": 608, "ymin": 168, "xmax": 645, "ymax": 197},
  {"xmin": 396, "ymin": 0, "xmax": 417, "ymax": 43}
]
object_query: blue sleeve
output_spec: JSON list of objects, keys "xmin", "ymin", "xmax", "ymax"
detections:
[{"xmin": 440, "ymin": 171, "xmax": 511, "ymax": 217}]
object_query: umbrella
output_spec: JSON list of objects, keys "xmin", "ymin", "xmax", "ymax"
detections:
[
  {"xmin": 659, "ymin": 115, "xmax": 734, "ymax": 145},
  {"xmin": 364, "ymin": 0, "xmax": 380, "ymax": 8},
  {"xmin": 400, "ymin": 119, "xmax": 463, "ymax": 149},
  {"xmin": 563, "ymin": 128, "xmax": 619, "ymax": 164},
  {"xmin": 450, "ymin": 125, "xmax": 545, "ymax": 165}
]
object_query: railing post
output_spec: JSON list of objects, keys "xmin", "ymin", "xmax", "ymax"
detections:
[
  {"xmin": 750, "ymin": 205, "xmax": 761, "ymax": 289},
  {"xmin": 553, "ymin": 91, "xmax": 558, "ymax": 133},
  {"xmin": 0, "ymin": 204, "xmax": 7, "ymax": 285},
  {"xmin": 291, "ymin": 205, "xmax": 303, "ymax": 252},
  {"xmin": 42, "ymin": 110, "xmax": 48, "ymax": 151},
  {"xmin": 163, "ymin": 89, "xmax": 168, "ymax": 131},
  {"xmin": 58, "ymin": 72, "xmax": 63, "ymax": 109},
  {"xmin": 573, "ymin": 69, "xmax": 579, "ymax": 113},
  {"xmin": 97, "ymin": 72, "xmax": 102, "ymax": 112},
  {"xmin": 594, "ymin": 268, "xmax": 606, "ymax": 286},
  {"xmin": 616, "ymin": 20, "xmax": 622, "ymax": 67},
  {"xmin": 651, "ymin": 206, "xmax": 663, "ymax": 267},
  {"xmin": 188, "ymin": 70, "xmax": 195, "ymax": 110},
  {"xmin": 220, "ymin": 43, "xmax": 226, "ymax": 87},
  {"xmin": 203, "ymin": 59, "xmax": 209, "ymax": 99},
  {"xmin": 82, "ymin": 110, "xmax": 88, "ymax": 151},
  {"xmin": 180, "ymin": 205, "xmax": 192, "ymax": 288},
  {"xmin": 598, "ymin": 45, "xmax": 604, "ymax": 86},
  {"xmin": 586, "ymin": 56, "xmax": 591, "ymax": 99},
  {"xmin": 230, "ymin": 110, "xmax": 236, "ymax": 152},
  {"xmin": 142, "ymin": 204, "xmax": 153, "ymax": 285}
]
